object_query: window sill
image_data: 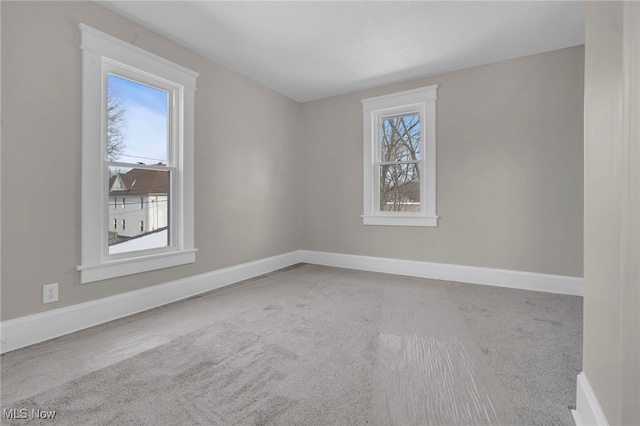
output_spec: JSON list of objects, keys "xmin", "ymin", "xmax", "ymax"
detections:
[
  {"xmin": 362, "ymin": 215, "xmax": 438, "ymax": 227},
  {"xmin": 76, "ymin": 249, "xmax": 197, "ymax": 283}
]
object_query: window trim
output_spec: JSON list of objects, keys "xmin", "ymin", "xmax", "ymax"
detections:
[
  {"xmin": 361, "ymin": 85, "xmax": 438, "ymax": 227},
  {"xmin": 77, "ymin": 24, "xmax": 198, "ymax": 283}
]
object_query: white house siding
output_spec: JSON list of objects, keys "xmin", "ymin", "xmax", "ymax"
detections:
[
  {"xmin": 108, "ymin": 194, "xmax": 167, "ymax": 239},
  {"xmin": 146, "ymin": 194, "xmax": 168, "ymax": 233}
]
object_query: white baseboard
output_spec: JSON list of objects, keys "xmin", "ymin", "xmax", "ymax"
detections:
[
  {"xmin": 572, "ymin": 372, "xmax": 609, "ymax": 426},
  {"xmin": 0, "ymin": 251, "xmax": 301, "ymax": 354},
  {"xmin": 299, "ymin": 250, "xmax": 584, "ymax": 296},
  {"xmin": 1, "ymin": 249, "xmax": 583, "ymax": 354}
]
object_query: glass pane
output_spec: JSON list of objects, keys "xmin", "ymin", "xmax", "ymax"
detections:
[
  {"xmin": 380, "ymin": 163, "xmax": 420, "ymax": 212},
  {"xmin": 380, "ymin": 114, "xmax": 421, "ymax": 162},
  {"xmin": 108, "ymin": 166, "xmax": 169, "ymax": 254},
  {"xmin": 107, "ymin": 74, "xmax": 168, "ymax": 165}
]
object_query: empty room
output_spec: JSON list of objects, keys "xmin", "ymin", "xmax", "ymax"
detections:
[{"xmin": 1, "ymin": 1, "xmax": 638, "ymax": 425}]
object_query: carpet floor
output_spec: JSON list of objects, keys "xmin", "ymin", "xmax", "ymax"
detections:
[{"xmin": 1, "ymin": 264, "xmax": 582, "ymax": 425}]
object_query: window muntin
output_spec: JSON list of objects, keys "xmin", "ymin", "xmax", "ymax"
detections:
[
  {"xmin": 104, "ymin": 72, "xmax": 173, "ymax": 257},
  {"xmin": 78, "ymin": 23, "xmax": 197, "ymax": 283},
  {"xmin": 362, "ymin": 85, "xmax": 438, "ymax": 227},
  {"xmin": 103, "ymin": 68, "xmax": 175, "ymax": 258},
  {"xmin": 378, "ymin": 113, "xmax": 422, "ymax": 212}
]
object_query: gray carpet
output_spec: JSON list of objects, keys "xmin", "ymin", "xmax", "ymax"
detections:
[
  {"xmin": 1, "ymin": 266, "xmax": 582, "ymax": 425},
  {"xmin": 446, "ymin": 282, "xmax": 583, "ymax": 425}
]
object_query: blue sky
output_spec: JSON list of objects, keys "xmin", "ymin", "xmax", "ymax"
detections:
[{"xmin": 107, "ymin": 74, "xmax": 168, "ymax": 165}]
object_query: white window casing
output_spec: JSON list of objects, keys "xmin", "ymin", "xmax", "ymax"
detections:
[
  {"xmin": 361, "ymin": 85, "xmax": 439, "ymax": 227},
  {"xmin": 77, "ymin": 24, "xmax": 198, "ymax": 283}
]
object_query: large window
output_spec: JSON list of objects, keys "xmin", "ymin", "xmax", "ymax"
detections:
[
  {"xmin": 361, "ymin": 85, "xmax": 438, "ymax": 227},
  {"xmin": 77, "ymin": 24, "xmax": 198, "ymax": 283}
]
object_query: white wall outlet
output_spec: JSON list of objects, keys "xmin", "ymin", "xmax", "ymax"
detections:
[{"xmin": 43, "ymin": 283, "xmax": 59, "ymax": 304}]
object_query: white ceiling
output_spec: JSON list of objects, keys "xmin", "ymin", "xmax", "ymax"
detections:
[{"xmin": 98, "ymin": 1, "xmax": 585, "ymax": 103}]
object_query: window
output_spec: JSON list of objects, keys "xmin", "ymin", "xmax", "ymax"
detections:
[
  {"xmin": 77, "ymin": 24, "xmax": 198, "ymax": 283},
  {"xmin": 361, "ymin": 85, "xmax": 438, "ymax": 227}
]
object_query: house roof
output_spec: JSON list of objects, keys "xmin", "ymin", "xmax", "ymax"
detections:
[{"xmin": 109, "ymin": 168, "xmax": 168, "ymax": 196}]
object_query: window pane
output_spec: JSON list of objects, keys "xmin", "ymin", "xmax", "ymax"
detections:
[
  {"xmin": 107, "ymin": 74, "xmax": 168, "ymax": 165},
  {"xmin": 108, "ymin": 166, "xmax": 169, "ymax": 254},
  {"xmin": 380, "ymin": 163, "xmax": 420, "ymax": 212},
  {"xmin": 380, "ymin": 114, "xmax": 421, "ymax": 162}
]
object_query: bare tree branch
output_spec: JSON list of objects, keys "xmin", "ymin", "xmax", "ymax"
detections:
[
  {"xmin": 380, "ymin": 114, "xmax": 421, "ymax": 211},
  {"xmin": 107, "ymin": 87, "xmax": 127, "ymax": 161}
]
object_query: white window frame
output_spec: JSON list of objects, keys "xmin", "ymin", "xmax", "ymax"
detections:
[
  {"xmin": 361, "ymin": 85, "xmax": 438, "ymax": 227},
  {"xmin": 77, "ymin": 24, "xmax": 198, "ymax": 283}
]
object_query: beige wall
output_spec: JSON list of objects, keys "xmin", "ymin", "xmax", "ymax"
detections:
[
  {"xmin": 583, "ymin": 2, "xmax": 640, "ymax": 425},
  {"xmin": 1, "ymin": 3, "xmax": 585, "ymax": 323},
  {"xmin": 0, "ymin": 2, "xmax": 301, "ymax": 320},
  {"xmin": 6, "ymin": 3, "xmax": 637, "ymax": 421},
  {"xmin": 300, "ymin": 46, "xmax": 584, "ymax": 277}
]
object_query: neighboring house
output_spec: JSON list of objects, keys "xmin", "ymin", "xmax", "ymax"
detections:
[
  {"xmin": 381, "ymin": 180, "xmax": 420, "ymax": 212},
  {"xmin": 108, "ymin": 167, "xmax": 168, "ymax": 243}
]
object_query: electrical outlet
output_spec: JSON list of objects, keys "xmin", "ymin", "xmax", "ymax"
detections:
[{"xmin": 43, "ymin": 283, "xmax": 59, "ymax": 304}]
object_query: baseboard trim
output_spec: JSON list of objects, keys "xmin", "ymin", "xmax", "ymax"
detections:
[
  {"xmin": 1, "ymin": 250, "xmax": 583, "ymax": 354},
  {"xmin": 0, "ymin": 251, "xmax": 301, "ymax": 354},
  {"xmin": 299, "ymin": 250, "xmax": 584, "ymax": 296},
  {"xmin": 572, "ymin": 372, "xmax": 609, "ymax": 425}
]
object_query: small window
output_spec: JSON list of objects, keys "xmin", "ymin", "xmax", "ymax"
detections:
[
  {"xmin": 361, "ymin": 85, "xmax": 438, "ymax": 227},
  {"xmin": 122, "ymin": 219, "xmax": 126, "ymax": 230},
  {"xmin": 140, "ymin": 197, "xmax": 144, "ymax": 209},
  {"xmin": 113, "ymin": 198, "xmax": 117, "ymax": 208},
  {"xmin": 140, "ymin": 220, "xmax": 144, "ymax": 232},
  {"xmin": 113, "ymin": 219, "xmax": 117, "ymax": 230},
  {"xmin": 121, "ymin": 198, "xmax": 125, "ymax": 209}
]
